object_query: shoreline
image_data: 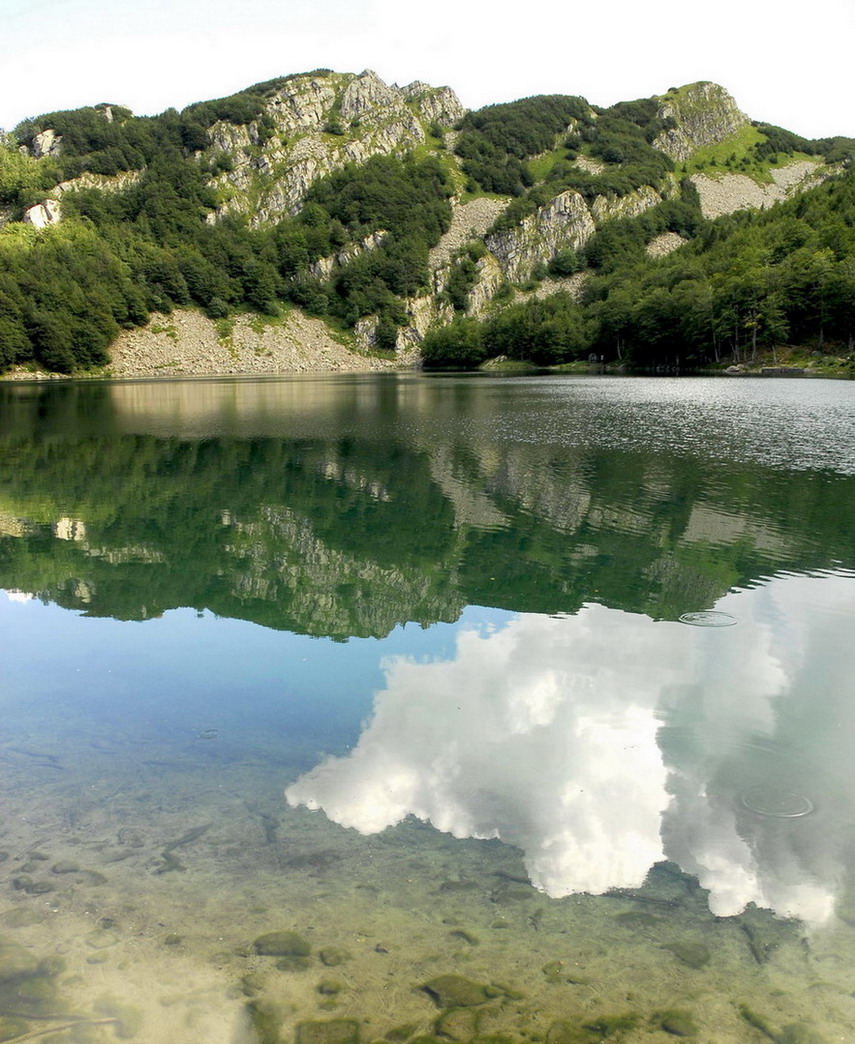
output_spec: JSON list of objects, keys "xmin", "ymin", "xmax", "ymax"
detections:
[
  {"xmin": 1, "ymin": 307, "xmax": 852, "ymax": 382},
  {"xmin": 1, "ymin": 307, "xmax": 412, "ymax": 382}
]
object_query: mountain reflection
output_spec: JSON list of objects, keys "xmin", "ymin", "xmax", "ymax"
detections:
[
  {"xmin": 1, "ymin": 378, "xmax": 854, "ymax": 635},
  {"xmin": 287, "ymin": 572, "xmax": 855, "ymax": 925}
]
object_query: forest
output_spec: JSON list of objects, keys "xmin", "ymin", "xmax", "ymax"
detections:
[
  {"xmin": 423, "ymin": 168, "xmax": 855, "ymax": 369},
  {"xmin": 1, "ymin": 77, "xmax": 854, "ymax": 374}
]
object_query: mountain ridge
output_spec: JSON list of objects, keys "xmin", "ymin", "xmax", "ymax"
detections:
[{"xmin": 1, "ymin": 70, "xmax": 853, "ymax": 376}]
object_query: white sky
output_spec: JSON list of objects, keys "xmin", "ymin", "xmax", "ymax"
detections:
[{"xmin": 1, "ymin": 0, "xmax": 853, "ymax": 139}]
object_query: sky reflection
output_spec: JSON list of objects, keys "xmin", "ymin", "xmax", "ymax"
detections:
[{"xmin": 287, "ymin": 572, "xmax": 855, "ymax": 925}]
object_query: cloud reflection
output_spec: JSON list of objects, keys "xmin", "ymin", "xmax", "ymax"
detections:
[{"xmin": 286, "ymin": 574, "xmax": 855, "ymax": 924}]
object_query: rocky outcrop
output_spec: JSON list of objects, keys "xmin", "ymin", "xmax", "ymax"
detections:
[
  {"xmin": 23, "ymin": 198, "xmax": 62, "ymax": 228},
  {"xmin": 32, "ymin": 129, "xmax": 62, "ymax": 158},
  {"xmin": 486, "ymin": 190, "xmax": 596, "ymax": 283},
  {"xmin": 403, "ymin": 84, "xmax": 465, "ymax": 127},
  {"xmin": 266, "ymin": 76, "xmax": 339, "ymax": 136},
  {"xmin": 590, "ymin": 185, "xmax": 661, "ymax": 222},
  {"xmin": 53, "ymin": 170, "xmax": 142, "ymax": 197},
  {"xmin": 340, "ymin": 69, "xmax": 403, "ymax": 122},
  {"xmin": 308, "ymin": 230, "xmax": 388, "ymax": 280},
  {"xmin": 465, "ymin": 254, "xmax": 505, "ymax": 318},
  {"xmin": 654, "ymin": 82, "xmax": 749, "ymax": 162},
  {"xmin": 206, "ymin": 70, "xmax": 464, "ymax": 224}
]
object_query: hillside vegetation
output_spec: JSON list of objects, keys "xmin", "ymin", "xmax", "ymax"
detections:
[
  {"xmin": 424, "ymin": 169, "xmax": 855, "ymax": 370},
  {"xmin": 0, "ymin": 71, "xmax": 853, "ymax": 375}
]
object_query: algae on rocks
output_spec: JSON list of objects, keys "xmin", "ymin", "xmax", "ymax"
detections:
[
  {"xmin": 253, "ymin": 930, "xmax": 312, "ymax": 957},
  {"xmin": 420, "ymin": 974, "xmax": 501, "ymax": 1008}
]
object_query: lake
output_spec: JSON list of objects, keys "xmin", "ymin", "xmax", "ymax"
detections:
[{"xmin": 1, "ymin": 372, "xmax": 854, "ymax": 1044}]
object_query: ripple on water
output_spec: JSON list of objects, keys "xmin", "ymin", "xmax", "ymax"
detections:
[
  {"xmin": 740, "ymin": 785, "xmax": 815, "ymax": 818},
  {"xmin": 679, "ymin": 610, "xmax": 738, "ymax": 627}
]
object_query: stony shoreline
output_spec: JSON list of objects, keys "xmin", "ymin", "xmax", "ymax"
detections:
[{"xmin": 2, "ymin": 308, "xmax": 413, "ymax": 381}]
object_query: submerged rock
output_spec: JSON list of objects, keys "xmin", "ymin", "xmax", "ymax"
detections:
[
  {"xmin": 248, "ymin": 1000, "xmax": 290, "ymax": 1044},
  {"xmin": 253, "ymin": 931, "xmax": 311, "ymax": 957},
  {"xmin": 0, "ymin": 938, "xmax": 41, "ymax": 983},
  {"xmin": 317, "ymin": 979, "xmax": 344, "ymax": 995},
  {"xmin": 448, "ymin": 929, "xmax": 479, "ymax": 946},
  {"xmin": 12, "ymin": 875, "xmax": 54, "ymax": 895},
  {"xmin": 420, "ymin": 975, "xmax": 498, "ymax": 1008},
  {"xmin": 654, "ymin": 1009, "xmax": 698, "ymax": 1037},
  {"xmin": 435, "ymin": 1007, "xmax": 478, "ymax": 1040},
  {"xmin": 296, "ymin": 1018, "xmax": 360, "ymax": 1044},
  {"xmin": 661, "ymin": 941, "xmax": 710, "ymax": 969},
  {"xmin": 51, "ymin": 860, "xmax": 81, "ymax": 874}
]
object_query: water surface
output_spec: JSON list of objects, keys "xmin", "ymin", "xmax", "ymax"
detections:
[{"xmin": 1, "ymin": 374, "xmax": 854, "ymax": 1043}]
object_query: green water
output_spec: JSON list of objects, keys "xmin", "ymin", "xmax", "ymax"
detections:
[{"xmin": 0, "ymin": 373, "xmax": 854, "ymax": 1043}]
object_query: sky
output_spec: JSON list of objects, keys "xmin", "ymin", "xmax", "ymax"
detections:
[{"xmin": 1, "ymin": 0, "xmax": 854, "ymax": 139}]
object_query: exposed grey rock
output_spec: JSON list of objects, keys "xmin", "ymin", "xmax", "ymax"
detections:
[
  {"xmin": 23, "ymin": 198, "xmax": 62, "ymax": 228},
  {"xmin": 202, "ymin": 70, "xmax": 461, "ymax": 224},
  {"xmin": 308, "ymin": 231, "xmax": 388, "ymax": 280},
  {"xmin": 466, "ymin": 254, "xmax": 505, "ymax": 318},
  {"xmin": 487, "ymin": 190, "xmax": 596, "ymax": 283},
  {"xmin": 267, "ymin": 77, "xmax": 338, "ymax": 135},
  {"xmin": 646, "ymin": 231, "xmax": 688, "ymax": 257},
  {"xmin": 429, "ymin": 198, "xmax": 510, "ymax": 271},
  {"xmin": 405, "ymin": 83, "xmax": 465, "ymax": 126},
  {"xmin": 32, "ymin": 128, "xmax": 62, "ymax": 157},
  {"xmin": 654, "ymin": 82, "xmax": 748, "ymax": 162},
  {"xmin": 591, "ymin": 185, "xmax": 661, "ymax": 222},
  {"xmin": 691, "ymin": 160, "xmax": 827, "ymax": 218},
  {"xmin": 54, "ymin": 170, "xmax": 142, "ymax": 197},
  {"xmin": 340, "ymin": 69, "xmax": 402, "ymax": 122}
]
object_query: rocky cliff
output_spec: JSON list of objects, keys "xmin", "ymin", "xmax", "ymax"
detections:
[
  {"xmin": 653, "ymin": 82, "xmax": 749, "ymax": 162},
  {"xmin": 205, "ymin": 69, "xmax": 464, "ymax": 224},
  {"xmin": 486, "ymin": 191, "xmax": 595, "ymax": 284}
]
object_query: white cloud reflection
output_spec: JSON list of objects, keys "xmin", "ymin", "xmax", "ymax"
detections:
[
  {"xmin": 4, "ymin": 590, "xmax": 34, "ymax": 602},
  {"xmin": 286, "ymin": 574, "xmax": 855, "ymax": 924}
]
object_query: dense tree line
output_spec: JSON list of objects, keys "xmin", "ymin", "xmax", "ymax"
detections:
[
  {"xmin": 586, "ymin": 168, "xmax": 855, "ymax": 365},
  {"xmin": 10, "ymin": 75, "xmax": 316, "ymax": 180},
  {"xmin": 0, "ymin": 221, "xmax": 144, "ymax": 371},
  {"xmin": 421, "ymin": 292, "xmax": 587, "ymax": 368},
  {"xmin": 751, "ymin": 122, "xmax": 855, "ymax": 166},
  {"xmin": 454, "ymin": 95, "xmax": 593, "ymax": 195}
]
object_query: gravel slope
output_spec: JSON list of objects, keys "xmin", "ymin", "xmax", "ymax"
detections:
[{"xmin": 107, "ymin": 309, "xmax": 404, "ymax": 378}]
